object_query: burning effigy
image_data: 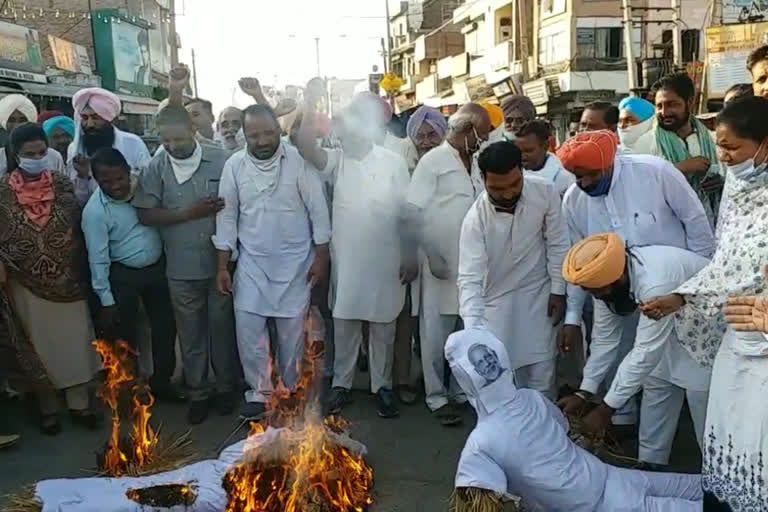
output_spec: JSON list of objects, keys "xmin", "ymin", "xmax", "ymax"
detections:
[{"xmin": 9, "ymin": 309, "xmax": 374, "ymax": 512}]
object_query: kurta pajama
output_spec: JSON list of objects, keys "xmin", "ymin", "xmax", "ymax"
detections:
[
  {"xmin": 458, "ymin": 176, "xmax": 570, "ymax": 399},
  {"xmin": 407, "ymin": 142, "xmax": 483, "ymax": 410},
  {"xmin": 321, "ymin": 146, "xmax": 410, "ymax": 393},
  {"xmin": 523, "ymin": 153, "xmax": 575, "ymax": 199},
  {"xmin": 214, "ymin": 144, "xmax": 330, "ymax": 404},
  {"xmin": 562, "ymin": 153, "xmax": 715, "ymax": 420},
  {"xmin": 585, "ymin": 245, "xmax": 712, "ymax": 464},
  {"xmin": 446, "ymin": 328, "xmax": 703, "ymax": 512}
]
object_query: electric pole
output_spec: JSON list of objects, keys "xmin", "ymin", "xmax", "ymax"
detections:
[
  {"xmin": 622, "ymin": 0, "xmax": 637, "ymax": 91},
  {"xmin": 671, "ymin": 0, "xmax": 682, "ymax": 69},
  {"xmin": 191, "ymin": 48, "xmax": 199, "ymax": 97},
  {"xmin": 314, "ymin": 37, "xmax": 321, "ymax": 77},
  {"xmin": 518, "ymin": 0, "xmax": 530, "ymax": 80},
  {"xmin": 383, "ymin": 0, "xmax": 391, "ymax": 73},
  {"xmin": 169, "ymin": 0, "xmax": 178, "ymax": 67}
]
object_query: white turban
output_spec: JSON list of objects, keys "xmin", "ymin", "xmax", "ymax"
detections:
[{"xmin": 0, "ymin": 94, "xmax": 37, "ymax": 129}]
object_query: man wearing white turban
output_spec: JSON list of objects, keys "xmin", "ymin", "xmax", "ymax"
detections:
[
  {"xmin": 0, "ymin": 94, "xmax": 65, "ymax": 176},
  {"xmin": 446, "ymin": 327, "xmax": 704, "ymax": 512},
  {"xmin": 67, "ymin": 87, "xmax": 151, "ymax": 205}
]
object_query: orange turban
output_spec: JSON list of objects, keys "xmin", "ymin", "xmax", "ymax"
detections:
[
  {"xmin": 556, "ymin": 130, "xmax": 619, "ymax": 173},
  {"xmin": 481, "ymin": 103, "xmax": 504, "ymax": 129},
  {"xmin": 562, "ymin": 233, "xmax": 626, "ymax": 289}
]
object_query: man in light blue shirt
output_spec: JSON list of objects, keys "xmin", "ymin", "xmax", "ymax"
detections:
[{"xmin": 82, "ymin": 148, "xmax": 177, "ymax": 397}]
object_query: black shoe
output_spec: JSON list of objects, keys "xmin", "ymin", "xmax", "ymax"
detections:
[
  {"xmin": 433, "ymin": 403, "xmax": 462, "ymax": 427},
  {"xmin": 214, "ymin": 392, "xmax": 237, "ymax": 416},
  {"xmin": 375, "ymin": 388, "xmax": 399, "ymax": 418},
  {"xmin": 239, "ymin": 401, "xmax": 267, "ymax": 420},
  {"xmin": 187, "ymin": 400, "xmax": 209, "ymax": 425},
  {"xmin": 327, "ymin": 387, "xmax": 351, "ymax": 415},
  {"xmin": 151, "ymin": 381, "xmax": 186, "ymax": 403},
  {"xmin": 70, "ymin": 409, "xmax": 103, "ymax": 430}
]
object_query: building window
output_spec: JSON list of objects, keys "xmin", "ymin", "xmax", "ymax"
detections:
[
  {"xmin": 399, "ymin": 23, "xmax": 404, "ymax": 37},
  {"xmin": 541, "ymin": 0, "xmax": 566, "ymax": 20},
  {"xmin": 538, "ymin": 31, "xmax": 569, "ymax": 66},
  {"xmin": 661, "ymin": 29, "xmax": 701, "ymax": 62},
  {"xmin": 576, "ymin": 27, "xmax": 624, "ymax": 59}
]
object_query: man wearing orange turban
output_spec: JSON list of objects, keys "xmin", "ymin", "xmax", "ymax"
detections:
[
  {"xmin": 559, "ymin": 233, "xmax": 712, "ymax": 467},
  {"xmin": 555, "ymin": 127, "xmax": 715, "ymax": 432},
  {"xmin": 556, "ymin": 130, "xmax": 618, "ymax": 196}
]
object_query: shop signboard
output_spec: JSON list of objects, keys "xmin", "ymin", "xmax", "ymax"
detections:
[
  {"xmin": 48, "ymin": 35, "xmax": 92, "ymax": 75},
  {"xmin": 706, "ymin": 22, "xmax": 768, "ymax": 97},
  {"xmin": 92, "ymin": 10, "xmax": 153, "ymax": 97},
  {"xmin": 0, "ymin": 20, "xmax": 46, "ymax": 83}
]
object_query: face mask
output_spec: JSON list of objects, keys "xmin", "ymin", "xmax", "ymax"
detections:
[
  {"xmin": 603, "ymin": 277, "xmax": 637, "ymax": 316},
  {"xmin": 618, "ymin": 118, "xmax": 653, "ymax": 149},
  {"xmin": 465, "ymin": 126, "xmax": 484, "ymax": 154},
  {"xmin": 18, "ymin": 150, "xmax": 56, "ymax": 176},
  {"xmin": 502, "ymin": 130, "xmax": 516, "ymax": 142},
  {"xmin": 728, "ymin": 141, "xmax": 768, "ymax": 181},
  {"xmin": 579, "ymin": 173, "xmax": 612, "ymax": 197},
  {"xmin": 489, "ymin": 194, "xmax": 519, "ymax": 214}
]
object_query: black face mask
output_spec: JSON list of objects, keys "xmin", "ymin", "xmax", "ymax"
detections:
[
  {"xmin": 489, "ymin": 194, "xmax": 519, "ymax": 214},
  {"xmin": 603, "ymin": 276, "xmax": 637, "ymax": 316},
  {"xmin": 83, "ymin": 125, "xmax": 116, "ymax": 155}
]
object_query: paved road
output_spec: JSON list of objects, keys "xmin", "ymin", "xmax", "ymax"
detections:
[
  {"xmin": 0, "ymin": 385, "xmax": 702, "ymax": 511},
  {"xmin": 0, "ymin": 391, "xmax": 474, "ymax": 511}
]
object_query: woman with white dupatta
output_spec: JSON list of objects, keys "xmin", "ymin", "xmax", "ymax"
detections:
[{"xmin": 640, "ymin": 96, "xmax": 768, "ymax": 511}]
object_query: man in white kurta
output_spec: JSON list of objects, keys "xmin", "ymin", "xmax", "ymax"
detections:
[
  {"xmin": 405, "ymin": 104, "xmax": 490, "ymax": 424},
  {"xmin": 458, "ymin": 141, "xmax": 570, "ymax": 400},
  {"xmin": 214, "ymin": 105, "xmax": 330, "ymax": 419},
  {"xmin": 446, "ymin": 328, "xmax": 704, "ymax": 512},
  {"xmin": 560, "ymin": 234, "xmax": 712, "ymax": 465},
  {"xmin": 556, "ymin": 131, "xmax": 715, "ymax": 423},
  {"xmin": 296, "ymin": 81, "xmax": 415, "ymax": 418}
]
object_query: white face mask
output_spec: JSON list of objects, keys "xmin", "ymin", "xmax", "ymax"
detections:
[
  {"xmin": 618, "ymin": 118, "xmax": 653, "ymax": 149},
  {"xmin": 727, "ymin": 141, "xmax": 768, "ymax": 181},
  {"xmin": 18, "ymin": 150, "xmax": 56, "ymax": 176}
]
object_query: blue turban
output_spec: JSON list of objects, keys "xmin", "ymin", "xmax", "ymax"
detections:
[
  {"xmin": 618, "ymin": 97, "xmax": 655, "ymax": 122},
  {"xmin": 42, "ymin": 115, "xmax": 75, "ymax": 138},
  {"xmin": 406, "ymin": 106, "xmax": 448, "ymax": 142}
]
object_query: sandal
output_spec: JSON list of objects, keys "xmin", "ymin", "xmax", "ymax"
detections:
[{"xmin": 40, "ymin": 414, "xmax": 62, "ymax": 436}]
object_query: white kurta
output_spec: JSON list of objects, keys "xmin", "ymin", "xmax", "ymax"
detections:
[
  {"xmin": 446, "ymin": 328, "xmax": 703, "ymax": 512},
  {"xmin": 213, "ymin": 144, "xmax": 331, "ymax": 317},
  {"xmin": 562, "ymin": 153, "xmax": 716, "ymax": 327},
  {"xmin": 407, "ymin": 141, "xmax": 483, "ymax": 315},
  {"xmin": 524, "ymin": 153, "xmax": 575, "ymax": 199},
  {"xmin": 594, "ymin": 245, "xmax": 712, "ymax": 408},
  {"xmin": 458, "ymin": 176, "xmax": 570, "ymax": 369},
  {"xmin": 322, "ymin": 146, "xmax": 410, "ymax": 323}
]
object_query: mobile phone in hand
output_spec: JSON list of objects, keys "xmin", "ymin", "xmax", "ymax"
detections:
[{"xmin": 207, "ymin": 179, "xmax": 220, "ymax": 198}]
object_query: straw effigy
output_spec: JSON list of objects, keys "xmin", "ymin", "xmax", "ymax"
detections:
[{"xmin": 449, "ymin": 487, "xmax": 517, "ymax": 512}]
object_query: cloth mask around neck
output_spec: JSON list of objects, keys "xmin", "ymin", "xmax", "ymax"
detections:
[
  {"xmin": 18, "ymin": 150, "xmax": 57, "ymax": 176},
  {"xmin": 445, "ymin": 328, "xmax": 517, "ymax": 417},
  {"xmin": 247, "ymin": 142, "xmax": 284, "ymax": 172}
]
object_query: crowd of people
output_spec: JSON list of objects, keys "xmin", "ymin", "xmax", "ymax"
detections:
[{"xmin": 3, "ymin": 40, "xmax": 768, "ymax": 511}]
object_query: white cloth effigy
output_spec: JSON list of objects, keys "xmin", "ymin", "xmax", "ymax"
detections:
[
  {"xmin": 445, "ymin": 328, "xmax": 704, "ymax": 511},
  {"xmin": 35, "ymin": 428, "xmax": 368, "ymax": 512},
  {"xmin": 674, "ymin": 171, "xmax": 768, "ymax": 367}
]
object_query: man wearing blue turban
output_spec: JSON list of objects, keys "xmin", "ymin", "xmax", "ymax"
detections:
[
  {"xmin": 617, "ymin": 97, "xmax": 655, "ymax": 151},
  {"xmin": 42, "ymin": 115, "xmax": 75, "ymax": 163}
]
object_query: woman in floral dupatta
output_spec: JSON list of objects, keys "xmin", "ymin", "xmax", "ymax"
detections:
[
  {"xmin": 0, "ymin": 123, "xmax": 98, "ymax": 435},
  {"xmin": 640, "ymin": 97, "xmax": 768, "ymax": 511}
]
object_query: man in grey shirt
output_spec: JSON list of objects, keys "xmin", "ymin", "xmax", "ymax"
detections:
[{"xmin": 133, "ymin": 105, "xmax": 238, "ymax": 425}]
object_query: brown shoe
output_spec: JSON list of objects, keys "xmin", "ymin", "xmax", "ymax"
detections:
[{"xmin": 433, "ymin": 404, "xmax": 463, "ymax": 427}]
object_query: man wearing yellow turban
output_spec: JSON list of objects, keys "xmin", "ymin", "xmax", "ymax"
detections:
[{"xmin": 559, "ymin": 233, "xmax": 713, "ymax": 467}]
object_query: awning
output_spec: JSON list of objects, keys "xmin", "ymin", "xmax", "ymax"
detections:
[{"xmin": 118, "ymin": 93, "xmax": 160, "ymax": 115}]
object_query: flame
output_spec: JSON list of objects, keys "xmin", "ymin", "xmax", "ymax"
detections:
[
  {"xmin": 223, "ymin": 309, "xmax": 374, "ymax": 511},
  {"xmin": 92, "ymin": 340, "xmax": 159, "ymax": 476}
]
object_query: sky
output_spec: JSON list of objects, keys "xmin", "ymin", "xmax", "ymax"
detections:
[{"xmin": 175, "ymin": 0, "xmax": 389, "ymax": 114}]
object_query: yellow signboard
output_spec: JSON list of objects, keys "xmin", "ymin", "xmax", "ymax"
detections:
[{"xmin": 706, "ymin": 22, "xmax": 768, "ymax": 97}]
